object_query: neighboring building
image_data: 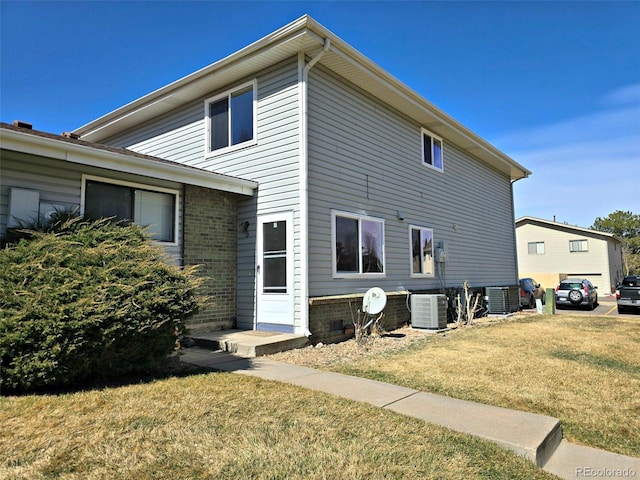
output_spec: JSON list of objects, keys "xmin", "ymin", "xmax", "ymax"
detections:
[
  {"xmin": 6, "ymin": 16, "xmax": 531, "ymax": 342},
  {"xmin": 515, "ymin": 216, "xmax": 624, "ymax": 294},
  {"xmin": 0, "ymin": 121, "xmax": 257, "ymax": 329}
]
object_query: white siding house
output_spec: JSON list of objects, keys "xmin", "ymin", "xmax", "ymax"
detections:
[
  {"xmin": 516, "ymin": 216, "xmax": 624, "ymax": 294},
  {"xmin": 72, "ymin": 15, "xmax": 531, "ymax": 340}
]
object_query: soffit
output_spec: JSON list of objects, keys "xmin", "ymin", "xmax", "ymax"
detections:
[{"xmin": 74, "ymin": 16, "xmax": 530, "ymax": 181}]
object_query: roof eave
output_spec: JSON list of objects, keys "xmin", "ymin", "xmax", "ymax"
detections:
[
  {"xmin": 0, "ymin": 127, "xmax": 257, "ymax": 196},
  {"xmin": 73, "ymin": 14, "xmax": 530, "ymax": 181}
]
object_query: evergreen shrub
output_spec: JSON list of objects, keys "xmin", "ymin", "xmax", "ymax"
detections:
[{"xmin": 0, "ymin": 218, "xmax": 204, "ymax": 392}]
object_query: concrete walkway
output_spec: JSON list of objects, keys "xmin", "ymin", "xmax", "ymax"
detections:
[{"xmin": 180, "ymin": 347, "xmax": 640, "ymax": 480}]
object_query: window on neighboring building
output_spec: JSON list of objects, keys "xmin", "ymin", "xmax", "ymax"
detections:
[
  {"xmin": 205, "ymin": 81, "xmax": 256, "ymax": 155},
  {"xmin": 332, "ymin": 211, "xmax": 385, "ymax": 276},
  {"xmin": 569, "ymin": 239, "xmax": 588, "ymax": 252},
  {"xmin": 422, "ymin": 128, "xmax": 443, "ymax": 171},
  {"xmin": 410, "ymin": 225, "xmax": 434, "ymax": 276},
  {"xmin": 83, "ymin": 177, "xmax": 177, "ymax": 243},
  {"xmin": 528, "ymin": 241, "xmax": 545, "ymax": 254}
]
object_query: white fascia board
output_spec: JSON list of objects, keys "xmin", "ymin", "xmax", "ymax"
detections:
[
  {"xmin": 73, "ymin": 16, "xmax": 316, "ymax": 140},
  {"xmin": 0, "ymin": 129, "xmax": 257, "ymax": 196},
  {"xmin": 515, "ymin": 216, "xmax": 620, "ymax": 242},
  {"xmin": 303, "ymin": 17, "xmax": 531, "ymax": 181}
]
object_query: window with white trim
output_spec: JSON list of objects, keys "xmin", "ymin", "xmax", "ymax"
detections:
[
  {"xmin": 332, "ymin": 211, "xmax": 385, "ymax": 276},
  {"xmin": 205, "ymin": 80, "xmax": 256, "ymax": 155},
  {"xmin": 528, "ymin": 241, "xmax": 545, "ymax": 254},
  {"xmin": 422, "ymin": 128, "xmax": 443, "ymax": 171},
  {"xmin": 569, "ymin": 239, "xmax": 588, "ymax": 252},
  {"xmin": 410, "ymin": 225, "xmax": 434, "ymax": 277},
  {"xmin": 83, "ymin": 177, "xmax": 177, "ymax": 243}
]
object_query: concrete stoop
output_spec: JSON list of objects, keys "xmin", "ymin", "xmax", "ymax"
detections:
[
  {"xmin": 184, "ymin": 329, "xmax": 308, "ymax": 357},
  {"xmin": 179, "ymin": 350, "xmax": 640, "ymax": 480}
]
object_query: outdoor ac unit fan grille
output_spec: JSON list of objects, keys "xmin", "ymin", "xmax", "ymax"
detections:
[
  {"xmin": 411, "ymin": 294, "xmax": 447, "ymax": 329},
  {"xmin": 486, "ymin": 286, "xmax": 520, "ymax": 314}
]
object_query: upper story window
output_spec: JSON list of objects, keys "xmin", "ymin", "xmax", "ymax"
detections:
[
  {"xmin": 410, "ymin": 225, "xmax": 434, "ymax": 277},
  {"xmin": 332, "ymin": 210, "xmax": 385, "ymax": 277},
  {"xmin": 205, "ymin": 80, "xmax": 257, "ymax": 155},
  {"xmin": 528, "ymin": 241, "xmax": 545, "ymax": 254},
  {"xmin": 82, "ymin": 176, "xmax": 178, "ymax": 243},
  {"xmin": 421, "ymin": 128, "xmax": 444, "ymax": 171},
  {"xmin": 569, "ymin": 239, "xmax": 588, "ymax": 252}
]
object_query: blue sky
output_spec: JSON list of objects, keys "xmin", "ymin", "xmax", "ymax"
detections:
[{"xmin": 2, "ymin": 1, "xmax": 639, "ymax": 228}]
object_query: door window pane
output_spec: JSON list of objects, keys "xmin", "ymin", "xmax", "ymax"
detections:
[
  {"xmin": 263, "ymin": 257, "xmax": 286, "ymax": 293},
  {"xmin": 263, "ymin": 221, "xmax": 286, "ymax": 252},
  {"xmin": 263, "ymin": 220, "xmax": 287, "ymax": 294}
]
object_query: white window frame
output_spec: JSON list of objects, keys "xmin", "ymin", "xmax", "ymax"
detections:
[
  {"xmin": 204, "ymin": 79, "xmax": 257, "ymax": 157},
  {"xmin": 81, "ymin": 175, "xmax": 180, "ymax": 246},
  {"xmin": 569, "ymin": 239, "xmax": 588, "ymax": 252},
  {"xmin": 528, "ymin": 241, "xmax": 545, "ymax": 255},
  {"xmin": 409, "ymin": 225, "xmax": 435, "ymax": 278},
  {"xmin": 421, "ymin": 128, "xmax": 444, "ymax": 172},
  {"xmin": 331, "ymin": 210, "xmax": 386, "ymax": 279}
]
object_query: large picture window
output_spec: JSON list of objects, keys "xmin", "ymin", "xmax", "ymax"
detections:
[
  {"xmin": 410, "ymin": 226, "xmax": 434, "ymax": 277},
  {"xmin": 205, "ymin": 81, "xmax": 256, "ymax": 155},
  {"xmin": 332, "ymin": 211, "xmax": 385, "ymax": 277},
  {"xmin": 83, "ymin": 177, "xmax": 177, "ymax": 243},
  {"xmin": 422, "ymin": 128, "xmax": 444, "ymax": 171}
]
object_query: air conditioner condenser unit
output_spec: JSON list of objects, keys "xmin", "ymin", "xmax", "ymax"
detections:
[{"xmin": 411, "ymin": 294, "xmax": 447, "ymax": 329}]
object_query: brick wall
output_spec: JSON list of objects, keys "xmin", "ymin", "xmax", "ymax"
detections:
[
  {"xmin": 308, "ymin": 293, "xmax": 411, "ymax": 344},
  {"xmin": 182, "ymin": 185, "xmax": 239, "ymax": 330}
]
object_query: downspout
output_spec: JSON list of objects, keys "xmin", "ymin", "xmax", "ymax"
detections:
[
  {"xmin": 299, "ymin": 38, "xmax": 331, "ymax": 337},
  {"xmin": 511, "ymin": 175, "xmax": 528, "ymax": 284}
]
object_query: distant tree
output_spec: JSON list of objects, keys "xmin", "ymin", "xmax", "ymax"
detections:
[{"xmin": 592, "ymin": 210, "xmax": 640, "ymax": 275}]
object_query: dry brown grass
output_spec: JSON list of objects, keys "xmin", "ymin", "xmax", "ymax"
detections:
[
  {"xmin": 324, "ymin": 315, "xmax": 640, "ymax": 457},
  {"xmin": 0, "ymin": 373, "xmax": 557, "ymax": 480}
]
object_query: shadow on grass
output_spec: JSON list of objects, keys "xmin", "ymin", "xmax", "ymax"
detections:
[{"xmin": 1, "ymin": 354, "xmax": 213, "ymax": 397}]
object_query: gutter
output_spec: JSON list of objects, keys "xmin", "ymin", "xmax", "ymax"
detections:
[
  {"xmin": 298, "ymin": 38, "xmax": 331, "ymax": 337},
  {"xmin": 0, "ymin": 127, "xmax": 257, "ymax": 196}
]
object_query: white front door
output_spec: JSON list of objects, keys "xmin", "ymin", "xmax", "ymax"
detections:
[{"xmin": 256, "ymin": 212, "xmax": 294, "ymax": 332}]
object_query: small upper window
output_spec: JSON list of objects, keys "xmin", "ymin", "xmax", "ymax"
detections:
[
  {"xmin": 206, "ymin": 81, "xmax": 256, "ymax": 155},
  {"xmin": 569, "ymin": 239, "xmax": 588, "ymax": 252},
  {"xmin": 422, "ymin": 128, "xmax": 443, "ymax": 171},
  {"xmin": 410, "ymin": 225, "xmax": 434, "ymax": 277},
  {"xmin": 528, "ymin": 241, "xmax": 545, "ymax": 254}
]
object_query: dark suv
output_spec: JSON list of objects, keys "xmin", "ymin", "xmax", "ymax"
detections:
[
  {"xmin": 519, "ymin": 278, "xmax": 545, "ymax": 309},
  {"xmin": 555, "ymin": 278, "xmax": 598, "ymax": 310}
]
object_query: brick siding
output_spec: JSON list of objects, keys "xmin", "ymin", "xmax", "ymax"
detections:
[
  {"xmin": 182, "ymin": 185, "xmax": 240, "ymax": 330},
  {"xmin": 308, "ymin": 293, "xmax": 412, "ymax": 344}
]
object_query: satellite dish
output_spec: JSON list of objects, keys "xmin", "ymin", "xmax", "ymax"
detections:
[{"xmin": 362, "ymin": 287, "xmax": 387, "ymax": 315}]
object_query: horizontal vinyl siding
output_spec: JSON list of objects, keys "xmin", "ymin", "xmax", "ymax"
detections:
[
  {"xmin": 307, "ymin": 67, "xmax": 517, "ymax": 297},
  {"xmin": 516, "ymin": 224, "xmax": 617, "ymax": 292},
  {"xmin": 0, "ymin": 150, "xmax": 184, "ymax": 259},
  {"xmin": 102, "ymin": 57, "xmax": 302, "ymax": 329}
]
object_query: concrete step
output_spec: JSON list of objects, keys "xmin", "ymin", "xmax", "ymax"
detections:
[{"xmin": 184, "ymin": 329, "xmax": 308, "ymax": 357}]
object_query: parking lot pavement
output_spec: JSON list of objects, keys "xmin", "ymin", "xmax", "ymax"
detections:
[{"xmin": 554, "ymin": 295, "xmax": 624, "ymax": 316}]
